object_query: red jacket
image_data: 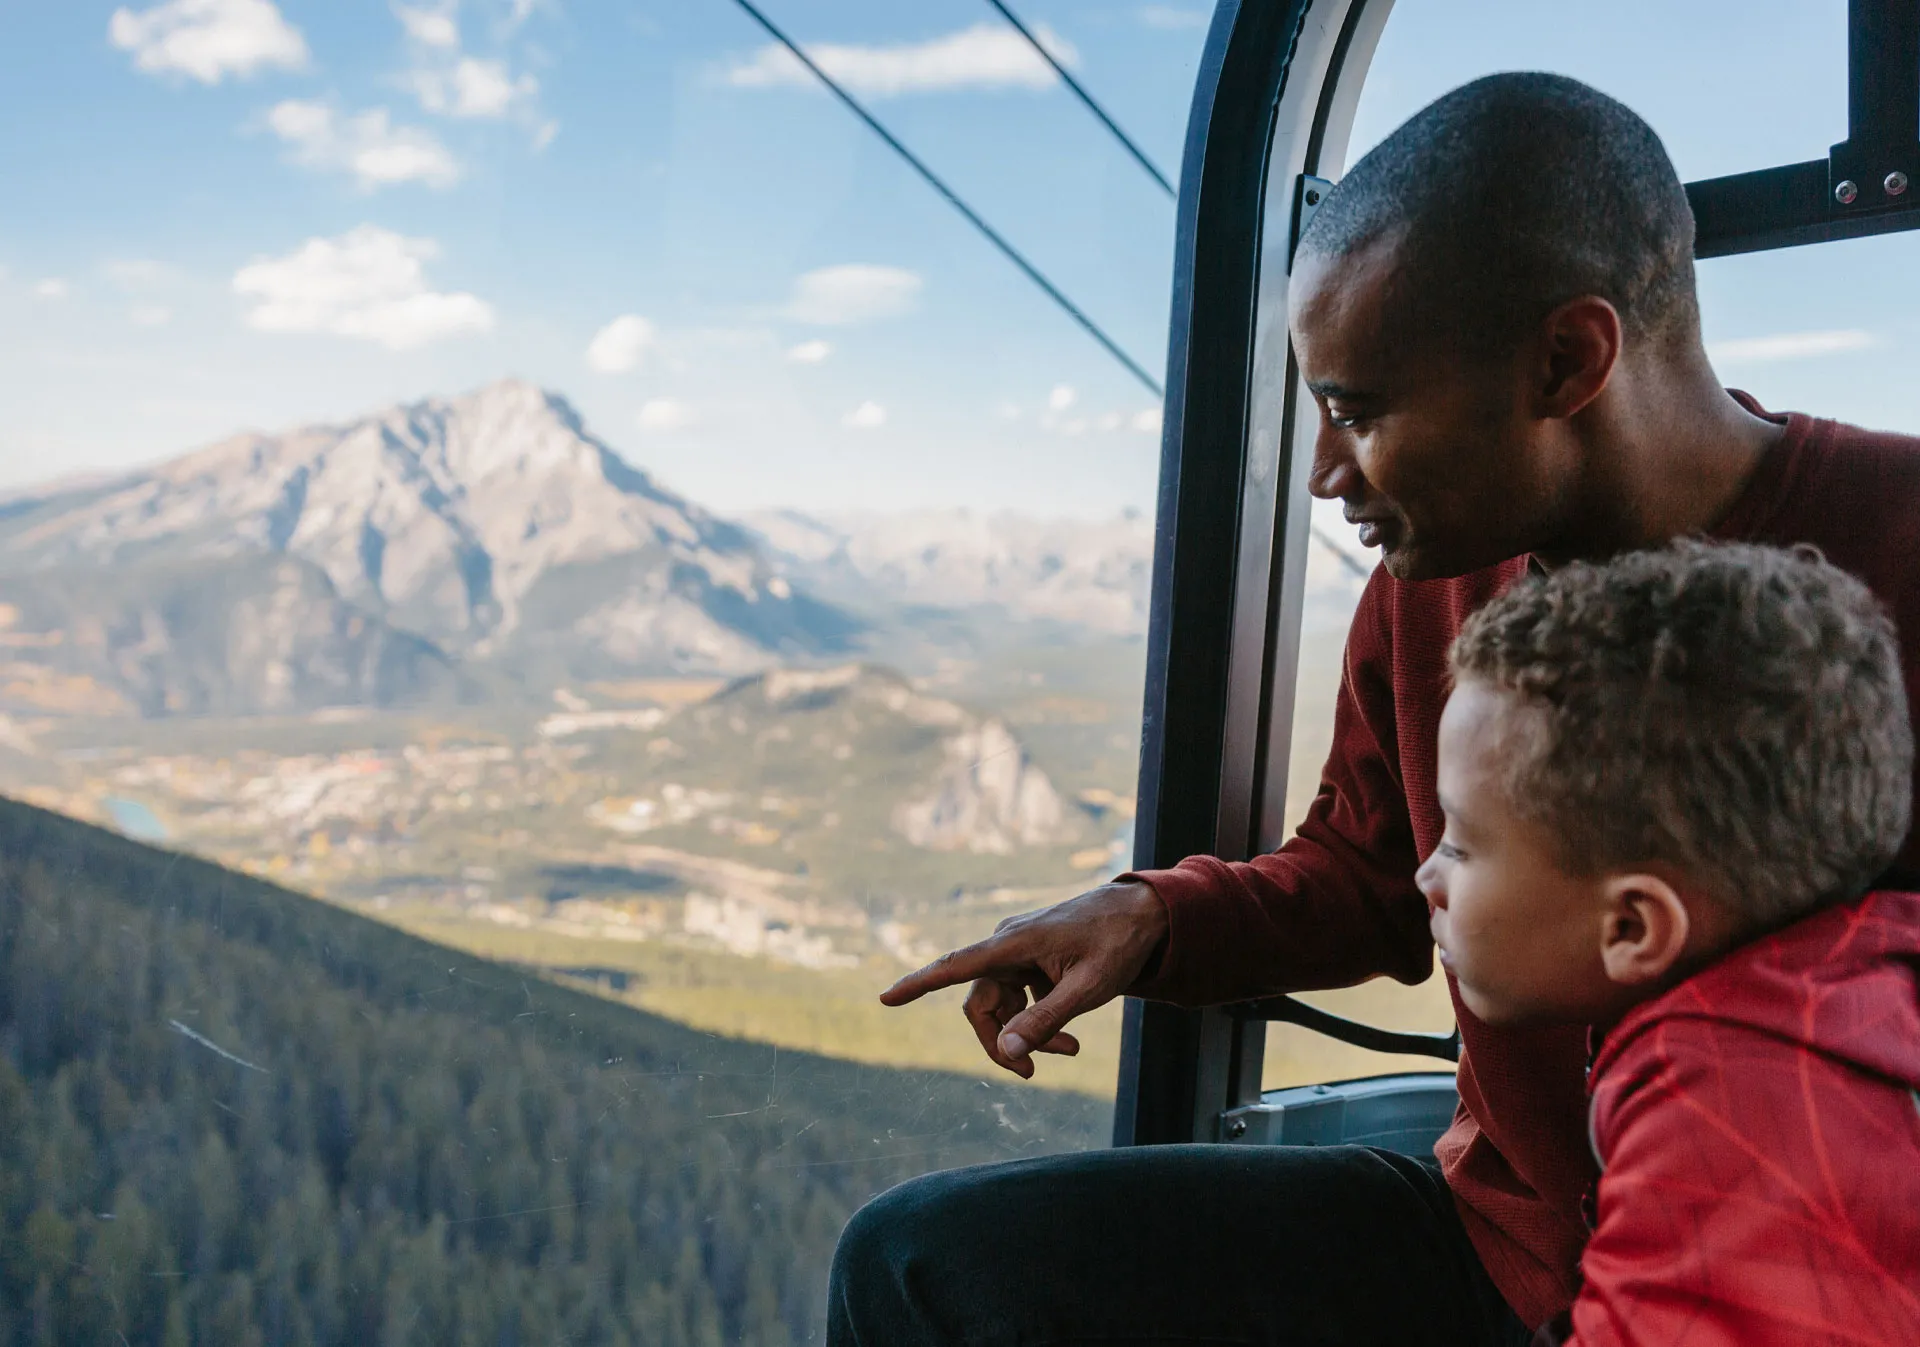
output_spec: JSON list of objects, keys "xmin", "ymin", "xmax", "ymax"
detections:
[
  {"xmin": 1562, "ymin": 889, "xmax": 1920, "ymax": 1346},
  {"xmin": 1127, "ymin": 400, "xmax": 1920, "ymax": 1327}
]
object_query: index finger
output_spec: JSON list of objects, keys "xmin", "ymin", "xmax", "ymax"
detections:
[{"xmin": 880, "ymin": 936, "xmax": 1023, "ymax": 1006}]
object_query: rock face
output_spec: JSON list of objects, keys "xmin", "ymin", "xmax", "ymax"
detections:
[
  {"xmin": 720, "ymin": 661, "xmax": 1073, "ymax": 855},
  {"xmin": 892, "ymin": 717, "xmax": 1070, "ymax": 854},
  {"xmin": 0, "ymin": 555, "xmax": 471, "ymax": 718},
  {"xmin": 0, "ymin": 380, "xmax": 857, "ymax": 715},
  {"xmin": 612, "ymin": 661, "xmax": 1080, "ymax": 858}
]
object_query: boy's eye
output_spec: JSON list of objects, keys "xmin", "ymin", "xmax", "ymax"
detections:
[{"xmin": 1434, "ymin": 841, "xmax": 1465, "ymax": 862}]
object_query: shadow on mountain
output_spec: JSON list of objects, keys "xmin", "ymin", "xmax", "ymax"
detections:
[{"xmin": 537, "ymin": 862, "xmax": 683, "ymax": 900}]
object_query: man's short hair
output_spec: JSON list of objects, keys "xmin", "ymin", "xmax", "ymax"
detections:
[
  {"xmin": 1298, "ymin": 72, "xmax": 1698, "ymax": 352},
  {"xmin": 1450, "ymin": 541, "xmax": 1913, "ymax": 928}
]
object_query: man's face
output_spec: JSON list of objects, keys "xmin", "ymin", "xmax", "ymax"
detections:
[
  {"xmin": 1289, "ymin": 236, "xmax": 1574, "ymax": 581},
  {"xmin": 1415, "ymin": 680, "xmax": 1615, "ymax": 1026}
]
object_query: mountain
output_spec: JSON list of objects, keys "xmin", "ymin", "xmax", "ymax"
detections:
[
  {"xmin": 0, "ymin": 795, "xmax": 1105, "ymax": 1345},
  {"xmin": 569, "ymin": 662, "xmax": 1099, "ymax": 912},
  {"xmin": 0, "ymin": 554, "xmax": 474, "ymax": 718},
  {"xmin": 0, "ymin": 380, "xmax": 857, "ymax": 716},
  {"xmin": 747, "ymin": 508, "xmax": 1155, "ymax": 638},
  {"xmin": 688, "ymin": 663, "xmax": 1078, "ymax": 856}
]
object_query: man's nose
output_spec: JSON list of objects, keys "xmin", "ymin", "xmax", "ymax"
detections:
[
  {"xmin": 1414, "ymin": 856, "xmax": 1445, "ymax": 909},
  {"xmin": 1307, "ymin": 427, "xmax": 1360, "ymax": 502}
]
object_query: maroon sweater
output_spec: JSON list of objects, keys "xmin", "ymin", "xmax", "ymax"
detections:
[{"xmin": 1127, "ymin": 400, "xmax": 1920, "ymax": 1329}]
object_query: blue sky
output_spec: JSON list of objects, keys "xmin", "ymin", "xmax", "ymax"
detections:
[{"xmin": 1, "ymin": 0, "xmax": 1914, "ymax": 516}]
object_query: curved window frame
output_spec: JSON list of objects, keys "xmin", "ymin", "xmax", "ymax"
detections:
[{"xmin": 1119, "ymin": 0, "xmax": 1920, "ymax": 1148}]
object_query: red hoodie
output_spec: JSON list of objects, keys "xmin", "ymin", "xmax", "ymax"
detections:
[
  {"xmin": 1559, "ymin": 889, "xmax": 1920, "ymax": 1346},
  {"xmin": 1126, "ymin": 401, "xmax": 1920, "ymax": 1326}
]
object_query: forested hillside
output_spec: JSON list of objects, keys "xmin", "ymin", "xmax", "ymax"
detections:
[{"xmin": 0, "ymin": 798, "xmax": 1106, "ymax": 1346}]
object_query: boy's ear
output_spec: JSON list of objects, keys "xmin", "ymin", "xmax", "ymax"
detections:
[{"xmin": 1597, "ymin": 872, "xmax": 1691, "ymax": 988}]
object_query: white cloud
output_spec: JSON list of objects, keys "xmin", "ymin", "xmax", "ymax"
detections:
[
  {"xmin": 1131, "ymin": 406, "xmax": 1163, "ymax": 434},
  {"xmin": 786, "ymin": 339, "xmax": 833, "ymax": 364},
  {"xmin": 1708, "ymin": 329, "xmax": 1876, "ymax": 365},
  {"xmin": 636, "ymin": 398, "xmax": 698, "ymax": 432},
  {"xmin": 412, "ymin": 56, "xmax": 536, "ymax": 118},
  {"xmin": 108, "ymin": 0, "xmax": 308, "ymax": 84},
  {"xmin": 1097, "ymin": 411, "xmax": 1124, "ymax": 432},
  {"xmin": 1138, "ymin": 5, "xmax": 1209, "ymax": 29},
  {"xmin": 395, "ymin": 2, "xmax": 459, "ymax": 47},
  {"xmin": 232, "ymin": 225, "xmax": 495, "ymax": 350},
  {"xmin": 728, "ymin": 22, "xmax": 1075, "ymax": 97},
  {"xmin": 269, "ymin": 100, "xmax": 459, "ymax": 189},
  {"xmin": 842, "ymin": 401, "xmax": 888, "ymax": 429},
  {"xmin": 785, "ymin": 264, "xmax": 922, "ymax": 325},
  {"xmin": 130, "ymin": 305, "xmax": 173, "ymax": 327},
  {"xmin": 1047, "ymin": 383, "xmax": 1077, "ymax": 412},
  {"xmin": 585, "ymin": 315, "xmax": 658, "ymax": 373},
  {"xmin": 34, "ymin": 279, "xmax": 70, "ymax": 300}
]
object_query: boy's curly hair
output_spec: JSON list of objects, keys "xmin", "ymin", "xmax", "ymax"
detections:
[{"xmin": 1450, "ymin": 540, "xmax": 1912, "ymax": 926}]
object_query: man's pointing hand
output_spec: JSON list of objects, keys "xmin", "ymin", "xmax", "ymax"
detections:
[{"xmin": 880, "ymin": 880, "xmax": 1169, "ymax": 1080}]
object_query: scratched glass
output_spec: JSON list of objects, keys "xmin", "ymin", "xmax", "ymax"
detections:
[{"xmin": 0, "ymin": 2, "xmax": 1210, "ymax": 1341}]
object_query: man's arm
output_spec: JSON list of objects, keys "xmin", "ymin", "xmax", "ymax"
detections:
[
  {"xmin": 882, "ymin": 573, "xmax": 1437, "ymax": 1075},
  {"xmin": 1125, "ymin": 576, "xmax": 1432, "ymax": 1004}
]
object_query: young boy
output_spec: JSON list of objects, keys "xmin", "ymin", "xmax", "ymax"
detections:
[{"xmin": 1418, "ymin": 540, "xmax": 1920, "ymax": 1347}]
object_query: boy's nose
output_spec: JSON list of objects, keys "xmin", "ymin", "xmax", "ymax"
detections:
[{"xmin": 1414, "ymin": 855, "xmax": 1445, "ymax": 909}]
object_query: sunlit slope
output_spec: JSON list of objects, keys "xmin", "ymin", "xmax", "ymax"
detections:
[{"xmin": 0, "ymin": 798, "xmax": 1104, "ymax": 1347}]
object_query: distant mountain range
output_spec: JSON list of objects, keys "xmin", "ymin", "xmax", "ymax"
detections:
[
  {"xmin": 746, "ymin": 508, "xmax": 1154, "ymax": 638},
  {"xmin": 0, "ymin": 379, "xmax": 1366, "ymax": 720}
]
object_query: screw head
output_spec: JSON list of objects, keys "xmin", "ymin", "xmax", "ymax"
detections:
[
  {"xmin": 1835, "ymin": 179, "xmax": 1860, "ymax": 205},
  {"xmin": 1304, "ymin": 188, "xmax": 1322, "ymax": 206},
  {"xmin": 1225, "ymin": 1117, "xmax": 1248, "ymax": 1140},
  {"xmin": 1886, "ymin": 171, "xmax": 1910, "ymax": 197}
]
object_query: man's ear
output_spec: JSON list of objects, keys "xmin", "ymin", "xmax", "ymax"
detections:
[
  {"xmin": 1534, "ymin": 295, "xmax": 1622, "ymax": 420},
  {"xmin": 1597, "ymin": 872, "xmax": 1690, "ymax": 988}
]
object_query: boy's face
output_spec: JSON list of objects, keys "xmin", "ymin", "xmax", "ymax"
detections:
[{"xmin": 1416, "ymin": 679, "xmax": 1619, "ymax": 1026}]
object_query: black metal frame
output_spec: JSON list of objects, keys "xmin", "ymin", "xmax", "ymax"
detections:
[
  {"xmin": 1691, "ymin": 0, "xmax": 1920, "ymax": 256},
  {"xmin": 1116, "ymin": 0, "xmax": 1395, "ymax": 1147},
  {"xmin": 1119, "ymin": 0, "xmax": 1920, "ymax": 1148}
]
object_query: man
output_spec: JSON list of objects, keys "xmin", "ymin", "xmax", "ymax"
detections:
[{"xmin": 828, "ymin": 72, "xmax": 1920, "ymax": 1345}]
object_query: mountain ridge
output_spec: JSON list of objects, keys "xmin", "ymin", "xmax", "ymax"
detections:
[{"xmin": 0, "ymin": 380, "xmax": 859, "ymax": 714}]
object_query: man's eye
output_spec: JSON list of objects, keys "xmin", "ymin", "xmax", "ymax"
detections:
[
  {"xmin": 1327, "ymin": 408, "xmax": 1364, "ymax": 429},
  {"xmin": 1435, "ymin": 841, "xmax": 1465, "ymax": 862}
]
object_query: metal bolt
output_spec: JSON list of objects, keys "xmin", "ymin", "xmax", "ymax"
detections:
[
  {"xmin": 1305, "ymin": 188, "xmax": 1322, "ymax": 206},
  {"xmin": 1887, "ymin": 171, "xmax": 1910, "ymax": 197},
  {"xmin": 1835, "ymin": 179, "xmax": 1860, "ymax": 205},
  {"xmin": 1225, "ymin": 1117, "xmax": 1248, "ymax": 1140}
]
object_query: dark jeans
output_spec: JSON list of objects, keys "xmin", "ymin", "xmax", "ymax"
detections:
[{"xmin": 827, "ymin": 1144, "xmax": 1533, "ymax": 1346}]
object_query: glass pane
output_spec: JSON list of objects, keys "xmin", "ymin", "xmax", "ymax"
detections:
[
  {"xmin": 0, "ymin": 2, "xmax": 1208, "ymax": 1338},
  {"xmin": 1267, "ymin": 0, "xmax": 1913, "ymax": 1088},
  {"xmin": 1345, "ymin": 0, "xmax": 1848, "ymax": 183},
  {"xmin": 1263, "ymin": 499, "xmax": 1457, "ymax": 1089}
]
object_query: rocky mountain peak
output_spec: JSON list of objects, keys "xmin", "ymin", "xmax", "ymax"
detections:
[{"xmin": 0, "ymin": 381, "xmax": 859, "ymax": 716}]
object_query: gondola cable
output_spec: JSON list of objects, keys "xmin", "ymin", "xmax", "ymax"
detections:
[
  {"xmin": 980, "ymin": 0, "xmax": 1177, "ymax": 199},
  {"xmin": 723, "ymin": 0, "xmax": 1165, "ymax": 399}
]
